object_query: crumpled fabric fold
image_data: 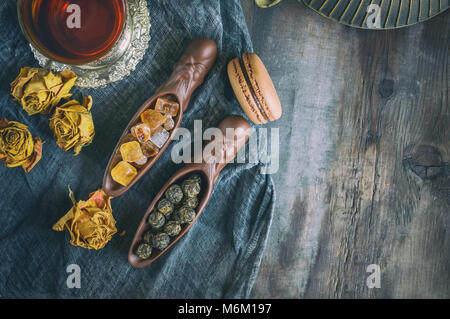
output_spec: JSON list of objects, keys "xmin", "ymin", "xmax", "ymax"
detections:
[{"xmin": 0, "ymin": 0, "xmax": 274, "ymax": 298}]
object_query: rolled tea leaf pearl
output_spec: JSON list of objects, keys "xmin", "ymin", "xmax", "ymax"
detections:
[
  {"xmin": 157, "ymin": 198, "xmax": 174, "ymax": 217},
  {"xmin": 148, "ymin": 211, "xmax": 165, "ymax": 229},
  {"xmin": 177, "ymin": 206, "xmax": 196, "ymax": 224},
  {"xmin": 136, "ymin": 243, "xmax": 152, "ymax": 259},
  {"xmin": 164, "ymin": 221, "xmax": 182, "ymax": 237},
  {"xmin": 165, "ymin": 184, "xmax": 184, "ymax": 204},
  {"xmin": 182, "ymin": 179, "xmax": 201, "ymax": 198},
  {"xmin": 152, "ymin": 233, "xmax": 171, "ymax": 250}
]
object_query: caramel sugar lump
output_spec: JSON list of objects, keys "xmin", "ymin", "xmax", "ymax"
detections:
[
  {"xmin": 120, "ymin": 141, "xmax": 145, "ymax": 163},
  {"xmin": 140, "ymin": 109, "xmax": 166, "ymax": 132},
  {"xmin": 111, "ymin": 161, "xmax": 138, "ymax": 186},
  {"xmin": 155, "ymin": 97, "xmax": 179, "ymax": 117}
]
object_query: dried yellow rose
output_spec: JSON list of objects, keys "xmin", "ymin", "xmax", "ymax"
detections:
[
  {"xmin": 49, "ymin": 95, "xmax": 95, "ymax": 155},
  {"xmin": 53, "ymin": 188, "xmax": 117, "ymax": 250},
  {"xmin": 0, "ymin": 118, "xmax": 42, "ymax": 172},
  {"xmin": 11, "ymin": 67, "xmax": 77, "ymax": 116},
  {"xmin": 111, "ymin": 161, "xmax": 138, "ymax": 186}
]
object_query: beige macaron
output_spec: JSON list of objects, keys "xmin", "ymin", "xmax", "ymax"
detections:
[{"xmin": 227, "ymin": 53, "xmax": 282, "ymax": 124}]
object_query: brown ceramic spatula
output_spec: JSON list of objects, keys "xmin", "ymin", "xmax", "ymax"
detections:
[
  {"xmin": 128, "ymin": 115, "xmax": 251, "ymax": 268},
  {"xmin": 102, "ymin": 39, "xmax": 218, "ymax": 198}
]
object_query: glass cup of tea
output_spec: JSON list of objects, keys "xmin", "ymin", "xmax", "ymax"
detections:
[{"xmin": 16, "ymin": 0, "xmax": 151, "ymax": 88}]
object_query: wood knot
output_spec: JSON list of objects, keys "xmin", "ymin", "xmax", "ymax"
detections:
[
  {"xmin": 403, "ymin": 145, "xmax": 443, "ymax": 179},
  {"xmin": 378, "ymin": 79, "xmax": 394, "ymax": 99},
  {"xmin": 364, "ymin": 131, "xmax": 378, "ymax": 149}
]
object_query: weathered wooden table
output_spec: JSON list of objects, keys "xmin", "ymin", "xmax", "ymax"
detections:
[{"xmin": 242, "ymin": 0, "xmax": 449, "ymax": 298}]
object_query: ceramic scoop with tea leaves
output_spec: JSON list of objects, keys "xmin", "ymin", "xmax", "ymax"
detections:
[{"xmin": 129, "ymin": 115, "xmax": 251, "ymax": 267}]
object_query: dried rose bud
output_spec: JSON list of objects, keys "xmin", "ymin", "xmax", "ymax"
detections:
[
  {"xmin": 49, "ymin": 95, "xmax": 95, "ymax": 155},
  {"xmin": 0, "ymin": 118, "xmax": 42, "ymax": 172},
  {"xmin": 53, "ymin": 188, "xmax": 117, "ymax": 250},
  {"xmin": 11, "ymin": 67, "xmax": 77, "ymax": 116}
]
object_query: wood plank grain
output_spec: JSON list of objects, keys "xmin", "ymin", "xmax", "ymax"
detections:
[{"xmin": 241, "ymin": 0, "xmax": 449, "ymax": 298}]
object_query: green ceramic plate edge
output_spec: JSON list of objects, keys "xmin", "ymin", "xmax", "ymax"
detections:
[{"xmin": 302, "ymin": 0, "xmax": 450, "ymax": 30}]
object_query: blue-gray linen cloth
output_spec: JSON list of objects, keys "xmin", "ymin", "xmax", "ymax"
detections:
[{"xmin": 0, "ymin": 0, "xmax": 275, "ymax": 298}]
